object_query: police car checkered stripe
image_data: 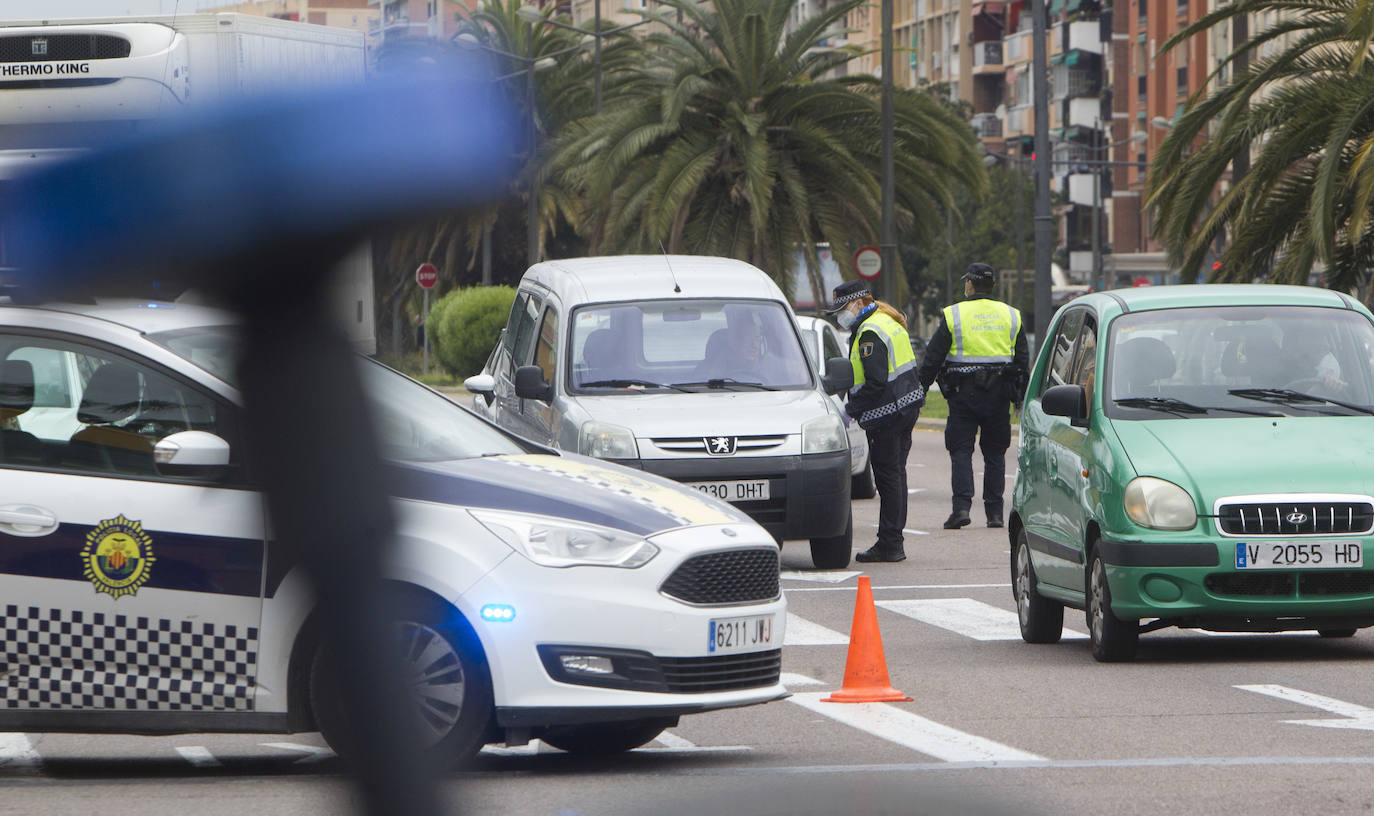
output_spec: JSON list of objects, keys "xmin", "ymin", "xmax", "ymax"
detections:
[
  {"xmin": 0, "ymin": 606, "xmax": 257, "ymax": 711},
  {"xmin": 497, "ymin": 459, "xmax": 697, "ymax": 527}
]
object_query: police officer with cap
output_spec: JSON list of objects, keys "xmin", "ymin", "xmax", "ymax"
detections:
[
  {"xmin": 827, "ymin": 280, "xmax": 925, "ymax": 563},
  {"xmin": 917, "ymin": 263, "xmax": 1028, "ymax": 530}
]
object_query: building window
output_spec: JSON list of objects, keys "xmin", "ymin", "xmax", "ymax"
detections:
[{"xmin": 1135, "ymin": 33, "xmax": 1147, "ymax": 74}]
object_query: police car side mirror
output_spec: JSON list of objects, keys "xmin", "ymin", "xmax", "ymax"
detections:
[
  {"xmin": 821, "ymin": 357, "xmax": 854, "ymax": 396},
  {"xmin": 514, "ymin": 365, "xmax": 553, "ymax": 402},
  {"xmin": 1041, "ymin": 384, "xmax": 1089, "ymax": 428},
  {"xmin": 464, "ymin": 373, "xmax": 496, "ymax": 406},
  {"xmin": 154, "ymin": 431, "xmax": 232, "ymax": 481}
]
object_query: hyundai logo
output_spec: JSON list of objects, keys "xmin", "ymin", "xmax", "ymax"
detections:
[
  {"xmin": 704, "ymin": 436, "xmax": 737, "ymax": 455},
  {"xmin": 1286, "ymin": 512, "xmax": 1309, "ymax": 525}
]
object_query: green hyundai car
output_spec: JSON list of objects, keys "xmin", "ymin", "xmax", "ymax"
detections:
[{"xmin": 1011, "ymin": 284, "xmax": 1374, "ymax": 661}]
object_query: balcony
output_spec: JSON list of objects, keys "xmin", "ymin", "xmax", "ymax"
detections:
[
  {"xmin": 1050, "ymin": 49, "xmax": 1103, "ymax": 101},
  {"xmin": 1065, "ymin": 19, "xmax": 1103, "ymax": 54},
  {"xmin": 972, "ymin": 113, "xmax": 1003, "ymax": 139},
  {"xmin": 973, "ymin": 41, "xmax": 1003, "ymax": 71}
]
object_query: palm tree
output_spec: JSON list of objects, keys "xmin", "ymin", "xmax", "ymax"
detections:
[
  {"xmin": 1147, "ymin": 0, "xmax": 1374, "ymax": 291},
  {"xmin": 552, "ymin": 0, "xmax": 987, "ymax": 302}
]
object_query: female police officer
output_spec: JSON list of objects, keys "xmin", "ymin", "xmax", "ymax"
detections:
[{"xmin": 827, "ymin": 281, "xmax": 924, "ymax": 563}]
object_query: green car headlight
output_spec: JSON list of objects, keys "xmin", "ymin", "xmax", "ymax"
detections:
[{"xmin": 1124, "ymin": 477, "xmax": 1198, "ymax": 531}]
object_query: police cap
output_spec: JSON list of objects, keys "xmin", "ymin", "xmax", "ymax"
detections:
[
  {"xmin": 962, "ymin": 263, "xmax": 996, "ymax": 284},
  {"xmin": 826, "ymin": 280, "xmax": 871, "ymax": 313}
]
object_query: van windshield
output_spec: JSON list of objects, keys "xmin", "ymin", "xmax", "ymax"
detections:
[
  {"xmin": 1106, "ymin": 306, "xmax": 1374, "ymax": 418},
  {"xmin": 569, "ymin": 299, "xmax": 814, "ymax": 392}
]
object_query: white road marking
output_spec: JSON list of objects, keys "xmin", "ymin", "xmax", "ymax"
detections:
[
  {"xmin": 1198, "ymin": 630, "xmax": 1313, "ymax": 637},
  {"xmin": 785, "ymin": 583, "xmax": 1010, "ymax": 593},
  {"xmin": 789, "ymin": 690, "xmax": 1043, "ymax": 763},
  {"xmin": 175, "ymin": 746, "xmax": 221, "ymax": 768},
  {"xmin": 781, "ymin": 672, "xmax": 829, "ymax": 688},
  {"xmin": 876, "ymin": 598, "xmax": 1087, "ymax": 641},
  {"xmin": 784, "ymin": 613, "xmax": 849, "ymax": 646},
  {"xmin": 482, "ymin": 741, "xmax": 542, "ymax": 756},
  {"xmin": 654, "ymin": 730, "xmax": 697, "ymax": 749},
  {"xmin": 0, "ymin": 734, "xmax": 39, "ymax": 768},
  {"xmin": 647, "ymin": 731, "xmax": 752, "ymax": 753},
  {"xmin": 1237, "ymin": 684, "xmax": 1374, "ymax": 730},
  {"xmin": 780, "ymin": 569, "xmax": 860, "ymax": 584},
  {"xmin": 260, "ymin": 742, "xmax": 335, "ymax": 764},
  {"xmin": 907, "ymin": 488, "xmax": 927, "ymax": 494},
  {"xmin": 870, "ymin": 524, "xmax": 928, "ymax": 535}
]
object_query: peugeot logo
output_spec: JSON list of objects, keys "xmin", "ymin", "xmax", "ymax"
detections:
[
  {"xmin": 704, "ymin": 436, "xmax": 737, "ymax": 455},
  {"xmin": 1286, "ymin": 512, "xmax": 1309, "ymax": 525},
  {"xmin": 31, "ymin": 38, "xmax": 47, "ymax": 56}
]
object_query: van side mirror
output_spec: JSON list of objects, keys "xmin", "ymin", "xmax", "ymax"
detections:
[
  {"xmin": 821, "ymin": 357, "xmax": 854, "ymax": 396},
  {"xmin": 1041, "ymin": 384, "xmax": 1089, "ymax": 427},
  {"xmin": 154, "ymin": 431, "xmax": 231, "ymax": 481},
  {"xmin": 514, "ymin": 365, "xmax": 553, "ymax": 402},
  {"xmin": 464, "ymin": 373, "xmax": 496, "ymax": 406}
]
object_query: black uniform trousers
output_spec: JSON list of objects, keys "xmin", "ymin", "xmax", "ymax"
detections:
[
  {"xmin": 867, "ymin": 410, "xmax": 918, "ymax": 552},
  {"xmin": 944, "ymin": 383, "xmax": 1013, "ymax": 518}
]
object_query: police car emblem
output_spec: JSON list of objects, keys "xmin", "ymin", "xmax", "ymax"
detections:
[
  {"xmin": 81, "ymin": 515, "xmax": 156, "ymax": 600},
  {"xmin": 704, "ymin": 436, "xmax": 737, "ymax": 455}
]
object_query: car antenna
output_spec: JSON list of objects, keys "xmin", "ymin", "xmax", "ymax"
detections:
[{"xmin": 659, "ymin": 241, "xmax": 681, "ymax": 293}]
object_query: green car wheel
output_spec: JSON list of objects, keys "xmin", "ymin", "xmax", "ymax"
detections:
[{"xmin": 1087, "ymin": 551, "xmax": 1138, "ymax": 663}]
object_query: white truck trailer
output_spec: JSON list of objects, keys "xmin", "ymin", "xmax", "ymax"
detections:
[{"xmin": 0, "ymin": 13, "xmax": 376, "ymax": 353}]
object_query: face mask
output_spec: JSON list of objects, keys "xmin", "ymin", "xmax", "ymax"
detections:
[{"xmin": 836, "ymin": 307, "xmax": 858, "ymax": 329}]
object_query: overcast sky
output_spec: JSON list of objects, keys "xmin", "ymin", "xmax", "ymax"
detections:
[{"xmin": 9, "ymin": 0, "xmax": 220, "ymax": 18}]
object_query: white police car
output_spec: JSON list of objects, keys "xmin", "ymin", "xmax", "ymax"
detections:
[{"xmin": 0, "ymin": 298, "xmax": 787, "ymax": 762}]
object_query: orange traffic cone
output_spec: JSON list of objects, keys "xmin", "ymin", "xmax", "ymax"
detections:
[{"xmin": 822, "ymin": 575, "xmax": 912, "ymax": 703}]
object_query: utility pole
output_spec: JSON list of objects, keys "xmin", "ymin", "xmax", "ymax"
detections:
[
  {"xmin": 880, "ymin": 0, "xmax": 897, "ymax": 306},
  {"xmin": 593, "ymin": 0, "xmax": 602, "ymax": 113},
  {"xmin": 526, "ymin": 64, "xmax": 538, "ymax": 267},
  {"xmin": 1031, "ymin": 0, "xmax": 1052, "ymax": 356}
]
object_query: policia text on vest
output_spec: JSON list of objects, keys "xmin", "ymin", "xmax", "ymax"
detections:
[{"xmin": 918, "ymin": 265, "xmax": 1029, "ymax": 531}]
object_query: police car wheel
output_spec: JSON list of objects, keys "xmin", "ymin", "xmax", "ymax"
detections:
[
  {"xmin": 851, "ymin": 463, "xmax": 877, "ymax": 500},
  {"xmin": 1318, "ymin": 628, "xmax": 1358, "ymax": 638},
  {"xmin": 809, "ymin": 513, "xmax": 853, "ymax": 569},
  {"xmin": 540, "ymin": 719, "xmax": 669, "ymax": 755},
  {"xmin": 310, "ymin": 593, "xmax": 493, "ymax": 767}
]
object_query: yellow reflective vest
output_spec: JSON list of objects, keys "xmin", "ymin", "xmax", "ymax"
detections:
[
  {"xmin": 941, "ymin": 298, "xmax": 1021, "ymax": 365},
  {"xmin": 848, "ymin": 310, "xmax": 924, "ymax": 428}
]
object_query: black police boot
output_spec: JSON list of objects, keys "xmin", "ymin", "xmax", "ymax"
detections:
[
  {"xmin": 856, "ymin": 544, "xmax": 907, "ymax": 563},
  {"xmin": 986, "ymin": 515, "xmax": 1004, "ymax": 528},
  {"xmin": 986, "ymin": 505, "xmax": 1004, "ymax": 528},
  {"xmin": 943, "ymin": 510, "xmax": 971, "ymax": 529}
]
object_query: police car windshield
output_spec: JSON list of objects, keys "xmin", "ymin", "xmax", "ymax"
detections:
[
  {"xmin": 569, "ymin": 299, "xmax": 813, "ymax": 393},
  {"xmin": 148, "ymin": 326, "xmax": 525, "ymax": 461},
  {"xmin": 1106, "ymin": 306, "xmax": 1374, "ymax": 419}
]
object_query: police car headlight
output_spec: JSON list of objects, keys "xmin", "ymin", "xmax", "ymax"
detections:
[
  {"xmin": 578, "ymin": 421, "xmax": 639, "ymax": 460},
  {"xmin": 802, "ymin": 415, "xmax": 847, "ymax": 453},
  {"xmin": 469, "ymin": 509, "xmax": 659, "ymax": 568},
  {"xmin": 1123, "ymin": 477, "xmax": 1197, "ymax": 531}
]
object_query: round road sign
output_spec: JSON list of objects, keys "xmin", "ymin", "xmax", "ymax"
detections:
[
  {"xmin": 854, "ymin": 246, "xmax": 882, "ymax": 280},
  {"xmin": 416, "ymin": 262, "xmax": 438, "ymax": 289}
]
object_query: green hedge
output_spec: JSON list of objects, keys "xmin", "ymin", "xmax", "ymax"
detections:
[{"xmin": 428, "ymin": 285, "xmax": 517, "ymax": 377}]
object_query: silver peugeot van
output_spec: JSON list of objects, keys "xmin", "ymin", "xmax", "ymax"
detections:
[{"xmin": 465, "ymin": 256, "xmax": 857, "ymax": 568}]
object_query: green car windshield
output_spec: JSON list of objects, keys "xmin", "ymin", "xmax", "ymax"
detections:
[{"xmin": 1106, "ymin": 306, "xmax": 1374, "ymax": 418}]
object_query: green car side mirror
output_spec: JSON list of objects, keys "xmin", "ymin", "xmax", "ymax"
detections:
[{"xmin": 1042, "ymin": 384, "xmax": 1089, "ymax": 428}]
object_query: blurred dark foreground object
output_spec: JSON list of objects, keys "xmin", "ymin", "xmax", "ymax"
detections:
[{"xmin": 2, "ymin": 62, "xmax": 521, "ymax": 816}]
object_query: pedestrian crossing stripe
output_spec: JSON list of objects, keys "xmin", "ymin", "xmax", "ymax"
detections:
[{"xmin": 875, "ymin": 598, "xmax": 1087, "ymax": 641}]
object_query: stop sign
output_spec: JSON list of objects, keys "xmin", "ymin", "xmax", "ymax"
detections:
[
  {"xmin": 416, "ymin": 262, "xmax": 438, "ymax": 289},
  {"xmin": 853, "ymin": 246, "xmax": 882, "ymax": 280}
]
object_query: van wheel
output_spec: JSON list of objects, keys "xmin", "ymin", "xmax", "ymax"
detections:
[
  {"xmin": 541, "ymin": 720, "xmax": 668, "ymax": 754},
  {"xmin": 1086, "ymin": 551, "xmax": 1138, "ymax": 662},
  {"xmin": 310, "ymin": 593, "xmax": 493, "ymax": 768},
  {"xmin": 1014, "ymin": 530, "xmax": 1064, "ymax": 644},
  {"xmin": 851, "ymin": 463, "xmax": 877, "ymax": 500},
  {"xmin": 810, "ymin": 513, "xmax": 853, "ymax": 569}
]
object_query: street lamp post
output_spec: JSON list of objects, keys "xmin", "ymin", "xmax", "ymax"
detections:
[
  {"xmin": 880, "ymin": 0, "xmax": 897, "ymax": 306},
  {"xmin": 1031, "ymin": 0, "xmax": 1052, "ymax": 359},
  {"xmin": 1089, "ymin": 125, "xmax": 1147, "ymax": 291},
  {"xmin": 516, "ymin": 5, "xmax": 652, "ymax": 116}
]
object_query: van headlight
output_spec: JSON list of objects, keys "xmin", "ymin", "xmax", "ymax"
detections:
[
  {"xmin": 578, "ymin": 421, "xmax": 639, "ymax": 459},
  {"xmin": 470, "ymin": 509, "xmax": 659, "ymax": 568},
  {"xmin": 1123, "ymin": 477, "xmax": 1197, "ymax": 530},
  {"xmin": 802, "ymin": 415, "xmax": 847, "ymax": 453}
]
